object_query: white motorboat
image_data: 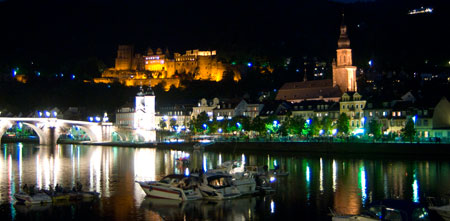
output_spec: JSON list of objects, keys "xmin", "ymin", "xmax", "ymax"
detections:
[
  {"xmin": 196, "ymin": 173, "xmax": 241, "ymax": 200},
  {"xmin": 137, "ymin": 174, "xmax": 203, "ymax": 201},
  {"xmin": 208, "ymin": 161, "xmax": 257, "ymax": 195},
  {"xmin": 14, "ymin": 192, "xmax": 52, "ymax": 205}
]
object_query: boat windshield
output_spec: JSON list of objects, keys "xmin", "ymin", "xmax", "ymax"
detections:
[{"xmin": 207, "ymin": 176, "xmax": 231, "ymax": 188}]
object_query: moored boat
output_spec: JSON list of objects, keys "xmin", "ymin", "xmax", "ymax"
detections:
[
  {"xmin": 196, "ymin": 173, "xmax": 241, "ymax": 200},
  {"xmin": 137, "ymin": 174, "xmax": 203, "ymax": 201},
  {"xmin": 208, "ymin": 161, "xmax": 257, "ymax": 195},
  {"xmin": 14, "ymin": 192, "xmax": 52, "ymax": 205}
]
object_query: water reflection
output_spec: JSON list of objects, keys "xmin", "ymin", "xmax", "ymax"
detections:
[{"xmin": 0, "ymin": 143, "xmax": 449, "ymax": 220}]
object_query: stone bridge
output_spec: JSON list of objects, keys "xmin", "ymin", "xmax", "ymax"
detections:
[{"xmin": 0, "ymin": 117, "xmax": 114, "ymax": 145}]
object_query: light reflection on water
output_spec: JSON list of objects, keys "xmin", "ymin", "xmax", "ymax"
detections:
[{"xmin": 0, "ymin": 143, "xmax": 449, "ymax": 220}]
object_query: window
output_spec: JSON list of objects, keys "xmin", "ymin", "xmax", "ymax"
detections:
[
  {"xmin": 392, "ymin": 112, "xmax": 396, "ymax": 117},
  {"xmin": 383, "ymin": 112, "xmax": 387, "ymax": 117},
  {"xmin": 369, "ymin": 112, "xmax": 373, "ymax": 117},
  {"xmin": 397, "ymin": 111, "xmax": 401, "ymax": 116}
]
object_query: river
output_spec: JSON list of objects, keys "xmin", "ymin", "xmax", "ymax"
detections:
[{"xmin": 0, "ymin": 143, "xmax": 449, "ymax": 220}]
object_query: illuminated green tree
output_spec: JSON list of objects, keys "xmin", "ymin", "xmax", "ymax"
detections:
[
  {"xmin": 337, "ymin": 113, "xmax": 350, "ymax": 135},
  {"xmin": 285, "ymin": 116, "xmax": 305, "ymax": 136},
  {"xmin": 401, "ymin": 118, "xmax": 416, "ymax": 143},
  {"xmin": 250, "ymin": 116, "xmax": 266, "ymax": 134},
  {"xmin": 369, "ymin": 119, "xmax": 382, "ymax": 140},
  {"xmin": 190, "ymin": 111, "xmax": 209, "ymax": 134},
  {"xmin": 309, "ymin": 117, "xmax": 321, "ymax": 136},
  {"xmin": 321, "ymin": 117, "xmax": 332, "ymax": 135}
]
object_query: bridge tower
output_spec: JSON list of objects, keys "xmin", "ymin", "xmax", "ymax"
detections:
[{"xmin": 133, "ymin": 85, "xmax": 156, "ymax": 142}]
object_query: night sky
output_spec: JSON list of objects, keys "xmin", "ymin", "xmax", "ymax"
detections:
[{"xmin": 0, "ymin": 0, "xmax": 449, "ymax": 73}]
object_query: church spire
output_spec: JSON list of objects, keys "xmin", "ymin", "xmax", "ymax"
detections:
[{"xmin": 338, "ymin": 14, "xmax": 351, "ymax": 49}]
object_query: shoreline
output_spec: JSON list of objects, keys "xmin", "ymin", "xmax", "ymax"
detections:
[{"xmin": 3, "ymin": 138, "xmax": 450, "ymax": 158}]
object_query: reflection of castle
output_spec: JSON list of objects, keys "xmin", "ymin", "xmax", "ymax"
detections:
[{"xmin": 94, "ymin": 45, "xmax": 239, "ymax": 91}]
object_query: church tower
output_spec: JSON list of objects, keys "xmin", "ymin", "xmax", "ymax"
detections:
[{"xmin": 333, "ymin": 16, "xmax": 357, "ymax": 93}]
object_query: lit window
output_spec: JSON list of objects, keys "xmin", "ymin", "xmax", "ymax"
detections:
[{"xmin": 397, "ymin": 111, "xmax": 401, "ymax": 116}]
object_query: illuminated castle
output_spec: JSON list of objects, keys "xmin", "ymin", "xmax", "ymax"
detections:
[{"xmin": 94, "ymin": 45, "xmax": 239, "ymax": 90}]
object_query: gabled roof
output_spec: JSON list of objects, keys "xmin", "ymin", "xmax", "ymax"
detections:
[{"xmin": 275, "ymin": 79, "xmax": 342, "ymax": 101}]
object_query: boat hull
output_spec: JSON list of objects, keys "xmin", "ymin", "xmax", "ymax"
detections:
[
  {"xmin": 138, "ymin": 182, "xmax": 202, "ymax": 201},
  {"xmin": 14, "ymin": 192, "xmax": 52, "ymax": 205}
]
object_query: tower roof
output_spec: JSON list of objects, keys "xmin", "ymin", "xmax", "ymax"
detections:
[{"xmin": 337, "ymin": 15, "xmax": 351, "ymax": 49}]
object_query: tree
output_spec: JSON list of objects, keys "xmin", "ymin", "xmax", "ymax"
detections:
[
  {"xmin": 285, "ymin": 116, "xmax": 305, "ymax": 136},
  {"xmin": 321, "ymin": 117, "xmax": 332, "ymax": 135},
  {"xmin": 191, "ymin": 111, "xmax": 209, "ymax": 134},
  {"xmin": 369, "ymin": 119, "xmax": 382, "ymax": 140},
  {"xmin": 309, "ymin": 116, "xmax": 321, "ymax": 136},
  {"xmin": 265, "ymin": 115, "xmax": 280, "ymax": 135},
  {"xmin": 169, "ymin": 118, "xmax": 177, "ymax": 131},
  {"xmin": 250, "ymin": 116, "xmax": 266, "ymax": 135},
  {"xmin": 337, "ymin": 113, "xmax": 350, "ymax": 136},
  {"xmin": 401, "ymin": 118, "xmax": 416, "ymax": 143},
  {"xmin": 159, "ymin": 119, "xmax": 167, "ymax": 130}
]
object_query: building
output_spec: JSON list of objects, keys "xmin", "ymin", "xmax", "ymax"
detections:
[
  {"xmin": 340, "ymin": 92, "xmax": 366, "ymax": 131},
  {"xmin": 276, "ymin": 18, "xmax": 357, "ymax": 103},
  {"xmin": 156, "ymin": 104, "xmax": 193, "ymax": 131},
  {"xmin": 115, "ymin": 85, "xmax": 156, "ymax": 141},
  {"xmin": 192, "ymin": 98, "xmax": 220, "ymax": 119},
  {"xmin": 94, "ymin": 46, "xmax": 239, "ymax": 91}
]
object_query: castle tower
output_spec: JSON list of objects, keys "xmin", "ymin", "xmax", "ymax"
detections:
[
  {"xmin": 115, "ymin": 45, "xmax": 134, "ymax": 70},
  {"xmin": 333, "ymin": 16, "xmax": 357, "ymax": 93}
]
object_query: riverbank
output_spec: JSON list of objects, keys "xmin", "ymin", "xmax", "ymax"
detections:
[{"xmin": 2, "ymin": 138, "xmax": 450, "ymax": 157}]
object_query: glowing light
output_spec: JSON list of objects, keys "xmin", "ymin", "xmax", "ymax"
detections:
[
  {"xmin": 270, "ymin": 200, "xmax": 275, "ymax": 213},
  {"xmin": 203, "ymin": 153, "xmax": 207, "ymax": 172},
  {"xmin": 270, "ymin": 176, "xmax": 276, "ymax": 183},
  {"xmin": 52, "ymin": 111, "xmax": 57, "ymax": 117},
  {"xmin": 71, "ymin": 74, "xmax": 75, "ymax": 79},
  {"xmin": 319, "ymin": 129, "xmax": 324, "ymax": 135},
  {"xmin": 89, "ymin": 117, "xmax": 94, "ymax": 122},
  {"xmin": 218, "ymin": 154, "xmax": 222, "ymax": 165},
  {"xmin": 241, "ymin": 154, "xmax": 246, "ymax": 165},
  {"xmin": 412, "ymin": 171, "xmax": 419, "ymax": 203},
  {"xmin": 37, "ymin": 72, "xmax": 41, "ymax": 76},
  {"xmin": 95, "ymin": 116, "xmax": 101, "ymax": 122},
  {"xmin": 353, "ymin": 128, "xmax": 365, "ymax": 135},
  {"xmin": 163, "ymin": 115, "xmax": 168, "ymax": 121},
  {"xmin": 45, "ymin": 111, "xmax": 50, "ymax": 117},
  {"xmin": 306, "ymin": 164, "xmax": 310, "ymax": 183},
  {"xmin": 306, "ymin": 119, "xmax": 311, "ymax": 125},
  {"xmin": 360, "ymin": 166, "xmax": 367, "ymax": 204},
  {"xmin": 368, "ymin": 60, "xmax": 373, "ymax": 67},
  {"xmin": 247, "ymin": 62, "xmax": 252, "ymax": 67},
  {"xmin": 319, "ymin": 158, "xmax": 323, "ymax": 192},
  {"xmin": 332, "ymin": 159, "xmax": 337, "ymax": 192},
  {"xmin": 202, "ymin": 123, "xmax": 207, "ymax": 129},
  {"xmin": 185, "ymin": 168, "xmax": 190, "ymax": 176},
  {"xmin": 38, "ymin": 111, "xmax": 43, "ymax": 117},
  {"xmin": 412, "ymin": 115, "xmax": 417, "ymax": 124},
  {"xmin": 134, "ymin": 148, "xmax": 156, "ymax": 182},
  {"xmin": 218, "ymin": 128, "xmax": 223, "ymax": 133},
  {"xmin": 332, "ymin": 129, "xmax": 338, "ymax": 135},
  {"xmin": 217, "ymin": 116, "xmax": 224, "ymax": 121}
]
